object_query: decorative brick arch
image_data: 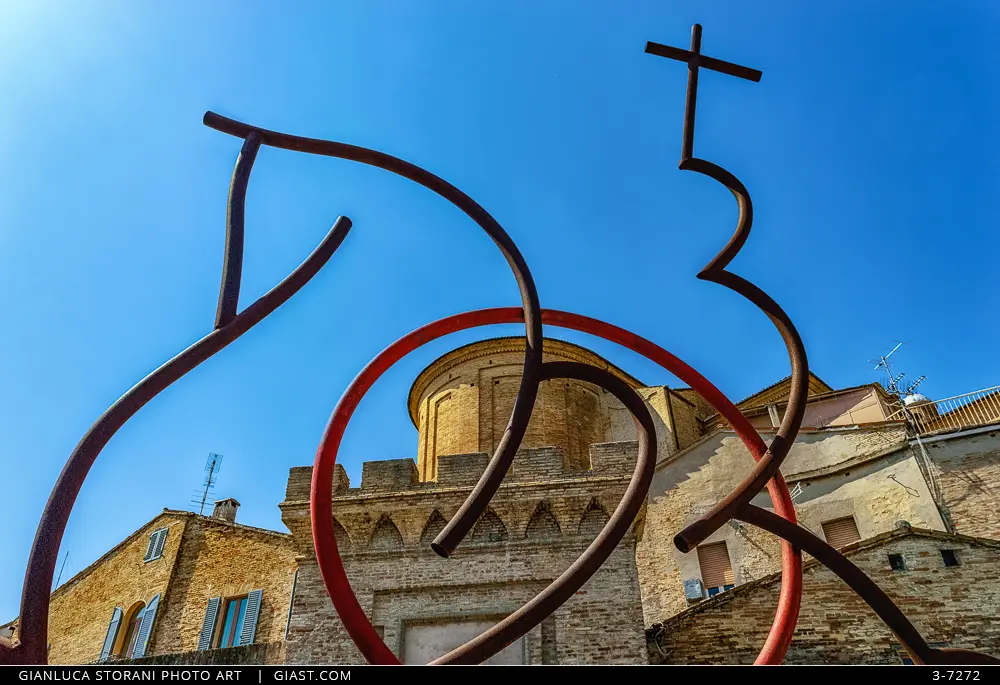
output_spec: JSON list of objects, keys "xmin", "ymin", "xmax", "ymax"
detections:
[
  {"xmin": 470, "ymin": 508, "xmax": 508, "ymax": 545},
  {"xmin": 578, "ymin": 498, "xmax": 610, "ymax": 538},
  {"xmin": 419, "ymin": 510, "xmax": 448, "ymax": 549},
  {"xmin": 524, "ymin": 501, "xmax": 562, "ymax": 541},
  {"xmin": 369, "ymin": 515, "xmax": 404, "ymax": 552}
]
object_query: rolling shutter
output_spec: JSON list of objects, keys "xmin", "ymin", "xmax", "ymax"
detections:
[
  {"xmin": 238, "ymin": 590, "xmax": 263, "ymax": 647},
  {"xmin": 130, "ymin": 593, "xmax": 159, "ymax": 659},
  {"xmin": 822, "ymin": 516, "xmax": 861, "ymax": 549},
  {"xmin": 697, "ymin": 541, "xmax": 734, "ymax": 589},
  {"xmin": 197, "ymin": 597, "xmax": 222, "ymax": 651},
  {"xmin": 99, "ymin": 606, "xmax": 123, "ymax": 661}
]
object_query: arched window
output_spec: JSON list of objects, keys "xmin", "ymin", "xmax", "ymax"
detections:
[{"xmin": 116, "ymin": 602, "xmax": 145, "ymax": 658}]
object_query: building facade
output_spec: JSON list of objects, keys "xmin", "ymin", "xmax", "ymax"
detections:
[{"xmin": 13, "ymin": 337, "xmax": 1000, "ymax": 665}]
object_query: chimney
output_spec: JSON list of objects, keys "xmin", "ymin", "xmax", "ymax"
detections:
[{"xmin": 211, "ymin": 498, "xmax": 240, "ymax": 523}]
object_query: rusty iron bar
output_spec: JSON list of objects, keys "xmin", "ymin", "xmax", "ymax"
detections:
[
  {"xmin": 645, "ymin": 23, "xmax": 808, "ymax": 557},
  {"xmin": 201, "ymin": 112, "xmax": 543, "ymax": 560},
  {"xmin": 644, "ymin": 23, "xmax": 997, "ymax": 666},
  {"xmin": 215, "ymin": 131, "xmax": 261, "ymax": 329}
]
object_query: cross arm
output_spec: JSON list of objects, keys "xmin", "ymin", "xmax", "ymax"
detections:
[{"xmin": 645, "ymin": 41, "xmax": 762, "ymax": 83}]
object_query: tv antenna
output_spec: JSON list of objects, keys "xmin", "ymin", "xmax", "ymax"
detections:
[
  {"xmin": 904, "ymin": 375, "xmax": 926, "ymax": 396},
  {"xmin": 868, "ymin": 341, "xmax": 919, "ymax": 397},
  {"xmin": 190, "ymin": 453, "xmax": 224, "ymax": 515}
]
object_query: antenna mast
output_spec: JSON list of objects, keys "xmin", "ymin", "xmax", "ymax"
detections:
[
  {"xmin": 54, "ymin": 551, "xmax": 70, "ymax": 589},
  {"xmin": 191, "ymin": 453, "xmax": 224, "ymax": 515},
  {"xmin": 869, "ymin": 341, "xmax": 915, "ymax": 397}
]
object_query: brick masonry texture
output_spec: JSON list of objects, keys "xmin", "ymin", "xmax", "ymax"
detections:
[
  {"xmin": 46, "ymin": 513, "xmax": 188, "ymax": 665},
  {"xmin": 648, "ymin": 530, "xmax": 1000, "ymax": 664},
  {"xmin": 920, "ymin": 430, "xmax": 1000, "ymax": 539},
  {"xmin": 152, "ymin": 515, "xmax": 298, "ymax": 656},
  {"xmin": 43, "ymin": 510, "xmax": 296, "ymax": 665},
  {"xmin": 409, "ymin": 337, "xmax": 696, "ymax": 481},
  {"xmin": 634, "ymin": 424, "xmax": 945, "ymax": 626},
  {"xmin": 117, "ymin": 641, "xmax": 285, "ymax": 665},
  {"xmin": 29, "ymin": 332, "xmax": 1000, "ymax": 666},
  {"xmin": 279, "ymin": 447, "xmax": 648, "ymax": 665}
]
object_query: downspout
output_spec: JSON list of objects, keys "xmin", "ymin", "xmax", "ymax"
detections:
[{"xmin": 284, "ymin": 568, "xmax": 299, "ymax": 640}]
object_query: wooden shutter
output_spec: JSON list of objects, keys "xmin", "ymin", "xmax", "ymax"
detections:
[
  {"xmin": 238, "ymin": 589, "xmax": 263, "ymax": 647},
  {"xmin": 143, "ymin": 532, "xmax": 157, "ymax": 562},
  {"xmin": 197, "ymin": 597, "xmax": 222, "ymax": 651},
  {"xmin": 697, "ymin": 541, "xmax": 734, "ymax": 589},
  {"xmin": 99, "ymin": 606, "xmax": 123, "ymax": 661},
  {"xmin": 152, "ymin": 529, "xmax": 168, "ymax": 559},
  {"xmin": 822, "ymin": 517, "xmax": 861, "ymax": 549},
  {"xmin": 144, "ymin": 528, "xmax": 167, "ymax": 562},
  {"xmin": 130, "ymin": 593, "xmax": 159, "ymax": 659}
]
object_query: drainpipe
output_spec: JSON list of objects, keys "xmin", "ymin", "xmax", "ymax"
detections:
[{"xmin": 284, "ymin": 568, "xmax": 299, "ymax": 640}]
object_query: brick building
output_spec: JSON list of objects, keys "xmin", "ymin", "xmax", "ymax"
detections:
[{"xmin": 16, "ymin": 337, "xmax": 1000, "ymax": 664}]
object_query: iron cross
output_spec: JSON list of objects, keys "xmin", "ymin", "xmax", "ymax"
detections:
[{"xmin": 646, "ymin": 24, "xmax": 762, "ymax": 164}]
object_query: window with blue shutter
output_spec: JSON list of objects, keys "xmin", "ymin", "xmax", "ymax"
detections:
[
  {"xmin": 197, "ymin": 598, "xmax": 222, "ymax": 651},
  {"xmin": 130, "ymin": 593, "xmax": 159, "ymax": 659},
  {"xmin": 210, "ymin": 590, "xmax": 263, "ymax": 649},
  {"xmin": 239, "ymin": 590, "xmax": 262, "ymax": 647},
  {"xmin": 143, "ymin": 528, "xmax": 168, "ymax": 563},
  {"xmin": 98, "ymin": 606, "xmax": 123, "ymax": 661}
]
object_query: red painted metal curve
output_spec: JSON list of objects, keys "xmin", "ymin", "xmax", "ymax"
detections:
[{"xmin": 310, "ymin": 307, "xmax": 802, "ymax": 665}]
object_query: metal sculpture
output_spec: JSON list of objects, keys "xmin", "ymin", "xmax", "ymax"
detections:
[{"xmin": 2, "ymin": 23, "xmax": 996, "ymax": 667}]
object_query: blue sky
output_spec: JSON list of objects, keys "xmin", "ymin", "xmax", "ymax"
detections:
[{"xmin": 1, "ymin": 2, "xmax": 997, "ymax": 621}]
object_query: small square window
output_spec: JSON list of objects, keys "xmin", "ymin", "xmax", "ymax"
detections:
[
  {"xmin": 888, "ymin": 553, "xmax": 906, "ymax": 571},
  {"xmin": 941, "ymin": 549, "xmax": 960, "ymax": 567}
]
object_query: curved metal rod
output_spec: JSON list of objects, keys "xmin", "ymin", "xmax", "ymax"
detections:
[
  {"xmin": 736, "ymin": 504, "xmax": 1000, "ymax": 665},
  {"xmin": 203, "ymin": 112, "xmax": 542, "ymax": 558},
  {"xmin": 311, "ymin": 307, "xmax": 801, "ymax": 664},
  {"xmin": 672, "ymin": 156, "xmax": 808, "ymax": 553},
  {"xmin": 433, "ymin": 361, "xmax": 655, "ymax": 663},
  {"xmin": 215, "ymin": 132, "xmax": 261, "ymax": 329},
  {"xmin": 4, "ymin": 213, "xmax": 353, "ymax": 665},
  {"xmin": 537, "ymin": 309, "xmax": 803, "ymax": 665}
]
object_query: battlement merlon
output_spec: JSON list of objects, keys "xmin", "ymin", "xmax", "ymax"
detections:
[{"xmin": 281, "ymin": 442, "xmax": 640, "ymax": 505}]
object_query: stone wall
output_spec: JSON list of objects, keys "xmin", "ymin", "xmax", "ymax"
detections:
[
  {"xmin": 919, "ymin": 429, "xmax": 1000, "ymax": 540},
  {"xmin": 152, "ymin": 516, "xmax": 298, "ymax": 656},
  {"xmin": 280, "ymin": 444, "xmax": 648, "ymax": 665},
  {"xmin": 114, "ymin": 641, "xmax": 285, "ymax": 665},
  {"xmin": 635, "ymin": 424, "xmax": 942, "ymax": 626},
  {"xmin": 46, "ymin": 513, "xmax": 189, "ymax": 665},
  {"xmin": 648, "ymin": 530, "xmax": 1000, "ymax": 664},
  {"xmin": 43, "ymin": 510, "xmax": 297, "ymax": 665}
]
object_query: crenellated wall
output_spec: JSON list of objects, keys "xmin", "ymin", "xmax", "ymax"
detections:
[{"xmin": 279, "ymin": 442, "xmax": 649, "ymax": 664}]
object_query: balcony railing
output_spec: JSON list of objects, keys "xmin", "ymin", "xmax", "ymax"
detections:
[{"xmin": 889, "ymin": 386, "xmax": 1000, "ymax": 437}]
